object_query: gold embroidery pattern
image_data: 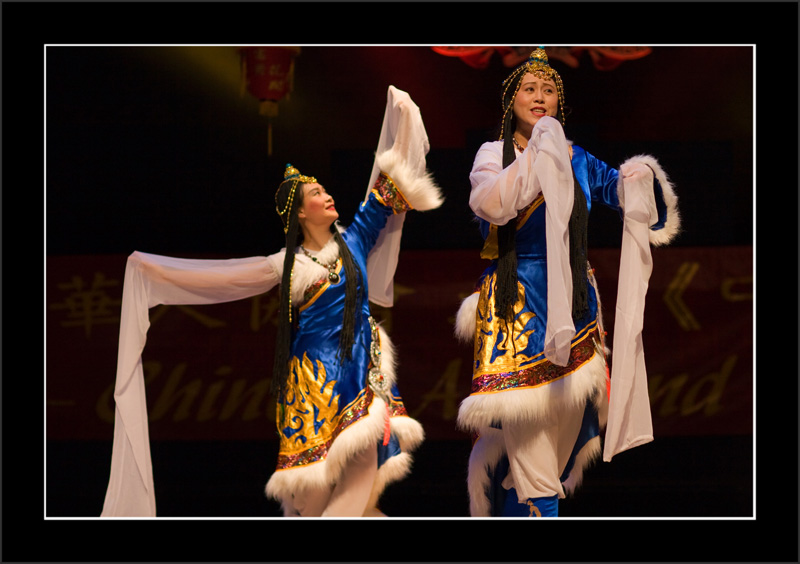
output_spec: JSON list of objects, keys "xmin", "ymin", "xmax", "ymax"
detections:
[
  {"xmin": 471, "ymin": 323, "xmax": 600, "ymax": 394},
  {"xmin": 276, "ymin": 384, "xmax": 374, "ymax": 470},
  {"xmin": 277, "ymin": 353, "xmax": 340, "ymax": 456},
  {"xmin": 474, "ymin": 272, "xmax": 537, "ymax": 374}
]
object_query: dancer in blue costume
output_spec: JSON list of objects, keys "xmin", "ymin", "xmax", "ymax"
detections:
[
  {"xmin": 454, "ymin": 48, "xmax": 681, "ymax": 517},
  {"xmin": 265, "ymin": 152, "xmax": 442, "ymax": 516},
  {"xmin": 100, "ymin": 87, "xmax": 442, "ymax": 517}
]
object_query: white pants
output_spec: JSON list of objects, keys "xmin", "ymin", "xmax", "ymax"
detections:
[
  {"xmin": 501, "ymin": 400, "xmax": 585, "ymax": 501},
  {"xmin": 290, "ymin": 447, "xmax": 378, "ymax": 517}
]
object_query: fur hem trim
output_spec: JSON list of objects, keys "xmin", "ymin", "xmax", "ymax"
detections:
[
  {"xmin": 375, "ymin": 148, "xmax": 444, "ymax": 212},
  {"xmin": 617, "ymin": 154, "xmax": 681, "ymax": 247},
  {"xmin": 562, "ymin": 435, "xmax": 602, "ymax": 495},
  {"xmin": 454, "ymin": 292, "xmax": 479, "ymax": 344},
  {"xmin": 457, "ymin": 351, "xmax": 607, "ymax": 432},
  {"xmin": 324, "ymin": 396, "xmax": 388, "ymax": 482},
  {"xmin": 365, "ymin": 451, "xmax": 415, "ymax": 512},
  {"xmin": 467, "ymin": 428, "xmax": 506, "ymax": 517},
  {"xmin": 389, "ymin": 415, "xmax": 425, "ymax": 452},
  {"xmin": 264, "ymin": 395, "xmax": 388, "ymax": 506},
  {"xmin": 376, "ymin": 324, "xmax": 397, "ymax": 391}
]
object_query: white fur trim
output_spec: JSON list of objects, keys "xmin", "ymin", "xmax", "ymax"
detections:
[
  {"xmin": 376, "ymin": 324, "xmax": 397, "ymax": 390},
  {"xmin": 375, "ymin": 148, "xmax": 444, "ymax": 211},
  {"xmin": 562, "ymin": 435, "xmax": 602, "ymax": 495},
  {"xmin": 467, "ymin": 428, "xmax": 506, "ymax": 517},
  {"xmin": 365, "ymin": 451, "xmax": 415, "ymax": 513},
  {"xmin": 264, "ymin": 395, "xmax": 388, "ymax": 508},
  {"xmin": 389, "ymin": 414, "xmax": 425, "ymax": 452},
  {"xmin": 324, "ymin": 396, "xmax": 389, "ymax": 483},
  {"xmin": 457, "ymin": 349, "xmax": 607, "ymax": 432},
  {"xmin": 454, "ymin": 292, "xmax": 479, "ymax": 344},
  {"xmin": 376, "ymin": 323, "xmax": 425, "ymax": 452},
  {"xmin": 617, "ymin": 154, "xmax": 681, "ymax": 247},
  {"xmin": 270, "ymin": 235, "xmax": 342, "ymax": 305}
]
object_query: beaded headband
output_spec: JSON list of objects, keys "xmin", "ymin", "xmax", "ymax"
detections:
[
  {"xmin": 275, "ymin": 163, "xmax": 317, "ymax": 233},
  {"xmin": 499, "ymin": 46, "xmax": 566, "ymax": 139}
]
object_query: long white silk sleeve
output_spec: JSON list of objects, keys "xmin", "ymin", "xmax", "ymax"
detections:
[
  {"xmin": 101, "ymin": 251, "xmax": 280, "ymax": 517},
  {"xmin": 602, "ymin": 163, "xmax": 657, "ymax": 462},
  {"xmin": 364, "ymin": 85, "xmax": 431, "ymax": 307}
]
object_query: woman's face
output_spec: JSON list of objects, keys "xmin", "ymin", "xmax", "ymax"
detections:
[
  {"xmin": 513, "ymin": 72, "xmax": 559, "ymax": 135},
  {"xmin": 297, "ymin": 182, "xmax": 338, "ymax": 228}
]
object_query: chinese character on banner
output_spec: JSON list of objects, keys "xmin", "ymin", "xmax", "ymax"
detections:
[
  {"xmin": 50, "ymin": 273, "xmax": 121, "ymax": 338},
  {"xmin": 239, "ymin": 46, "xmax": 301, "ymax": 156}
]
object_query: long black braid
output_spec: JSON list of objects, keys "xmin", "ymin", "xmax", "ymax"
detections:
[{"xmin": 331, "ymin": 224, "xmax": 363, "ymax": 364}]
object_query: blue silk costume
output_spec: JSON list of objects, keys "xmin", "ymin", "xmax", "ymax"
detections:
[
  {"xmin": 464, "ymin": 142, "xmax": 669, "ymax": 516},
  {"xmin": 268, "ymin": 176, "xmax": 423, "ymax": 504}
]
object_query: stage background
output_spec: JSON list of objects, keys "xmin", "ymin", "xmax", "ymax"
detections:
[{"xmin": 45, "ymin": 43, "xmax": 755, "ymax": 518}]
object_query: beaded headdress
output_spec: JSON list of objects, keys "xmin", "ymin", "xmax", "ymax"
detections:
[
  {"xmin": 500, "ymin": 46, "xmax": 566, "ymax": 138},
  {"xmin": 275, "ymin": 163, "xmax": 317, "ymax": 233}
]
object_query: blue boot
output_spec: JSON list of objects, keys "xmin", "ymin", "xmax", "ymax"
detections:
[{"xmin": 502, "ymin": 488, "xmax": 559, "ymax": 517}]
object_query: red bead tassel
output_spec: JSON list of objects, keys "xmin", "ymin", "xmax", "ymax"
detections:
[{"xmin": 383, "ymin": 404, "xmax": 392, "ymax": 446}]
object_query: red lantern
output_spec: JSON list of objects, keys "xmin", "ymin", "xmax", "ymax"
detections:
[{"xmin": 240, "ymin": 46, "xmax": 300, "ymax": 154}]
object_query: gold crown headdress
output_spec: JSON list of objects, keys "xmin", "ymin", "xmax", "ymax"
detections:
[
  {"xmin": 275, "ymin": 163, "xmax": 317, "ymax": 233},
  {"xmin": 499, "ymin": 46, "xmax": 566, "ymax": 137}
]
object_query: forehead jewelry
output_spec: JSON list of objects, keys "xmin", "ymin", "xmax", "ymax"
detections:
[
  {"xmin": 499, "ymin": 46, "xmax": 566, "ymax": 139},
  {"xmin": 275, "ymin": 163, "xmax": 317, "ymax": 233}
]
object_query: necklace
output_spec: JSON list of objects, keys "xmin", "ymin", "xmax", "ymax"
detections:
[
  {"xmin": 300, "ymin": 246, "xmax": 340, "ymax": 284},
  {"xmin": 512, "ymin": 134, "xmax": 526, "ymax": 152}
]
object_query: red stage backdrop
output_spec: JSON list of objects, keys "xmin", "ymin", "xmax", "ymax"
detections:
[{"xmin": 46, "ymin": 246, "xmax": 753, "ymax": 441}]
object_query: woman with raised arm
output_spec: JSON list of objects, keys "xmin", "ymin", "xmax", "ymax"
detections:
[
  {"xmin": 101, "ymin": 86, "xmax": 443, "ymax": 517},
  {"xmin": 455, "ymin": 47, "xmax": 680, "ymax": 517}
]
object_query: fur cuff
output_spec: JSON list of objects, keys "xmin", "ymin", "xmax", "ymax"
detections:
[
  {"xmin": 375, "ymin": 148, "xmax": 444, "ymax": 211},
  {"xmin": 618, "ymin": 154, "xmax": 681, "ymax": 246}
]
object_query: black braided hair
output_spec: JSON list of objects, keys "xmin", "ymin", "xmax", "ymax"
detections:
[
  {"xmin": 271, "ymin": 178, "xmax": 302, "ymax": 401},
  {"xmin": 331, "ymin": 223, "xmax": 363, "ymax": 365}
]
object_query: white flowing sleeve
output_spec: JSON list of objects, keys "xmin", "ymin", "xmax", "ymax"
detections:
[
  {"xmin": 364, "ymin": 85, "xmax": 432, "ymax": 308},
  {"xmin": 101, "ymin": 251, "xmax": 279, "ymax": 517},
  {"xmin": 602, "ymin": 164, "xmax": 658, "ymax": 462},
  {"xmin": 602, "ymin": 155, "xmax": 679, "ymax": 461},
  {"xmin": 469, "ymin": 124, "xmax": 554, "ymax": 226}
]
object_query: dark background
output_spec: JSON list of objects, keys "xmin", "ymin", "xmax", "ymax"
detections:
[
  {"xmin": 46, "ymin": 43, "xmax": 753, "ymax": 257},
  {"xmin": 7, "ymin": 1, "xmax": 798, "ymax": 562}
]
